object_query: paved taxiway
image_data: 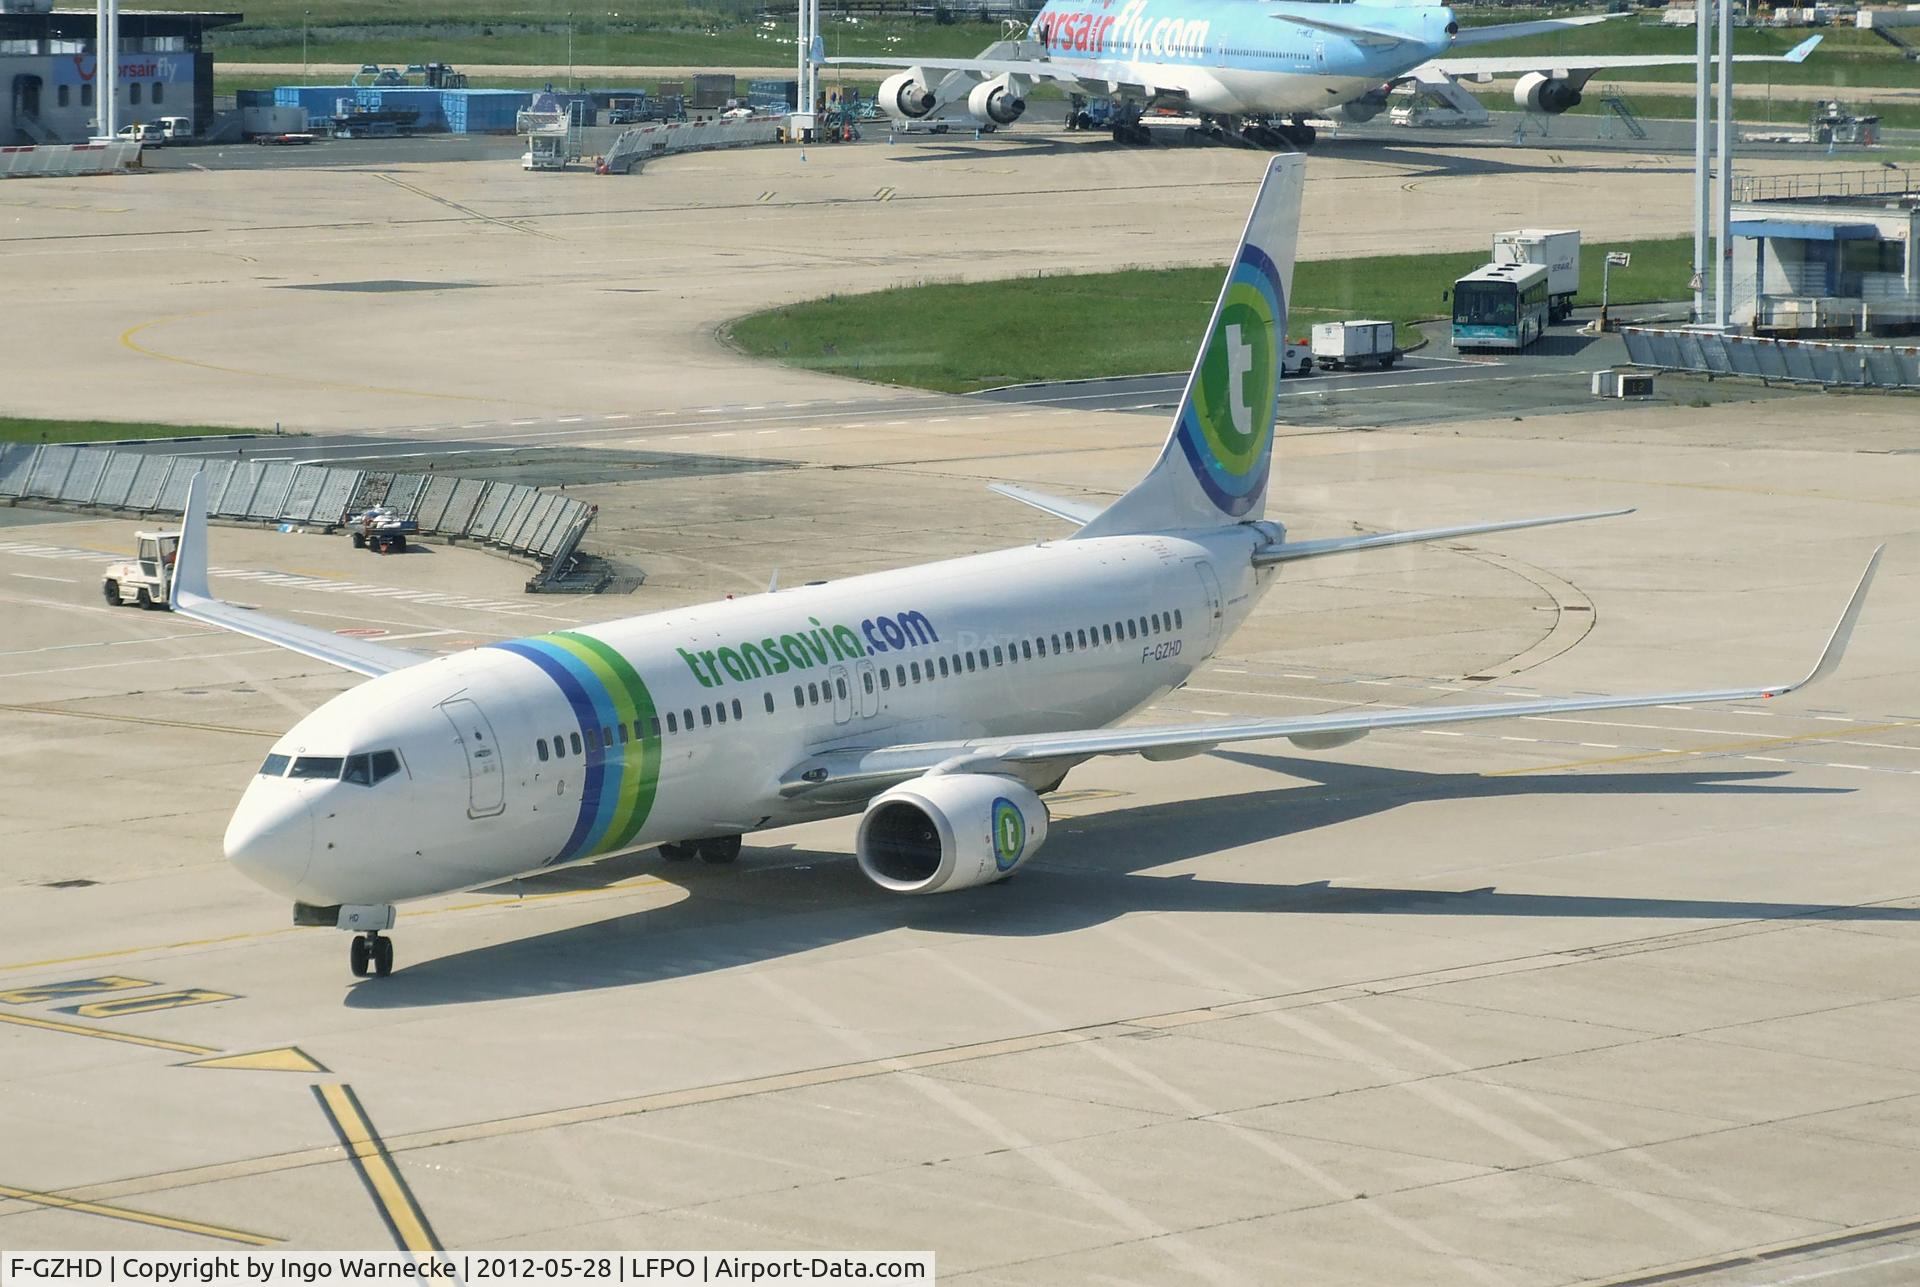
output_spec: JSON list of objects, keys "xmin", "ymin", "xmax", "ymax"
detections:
[{"xmin": 3, "ymin": 135, "xmax": 1920, "ymax": 1284}]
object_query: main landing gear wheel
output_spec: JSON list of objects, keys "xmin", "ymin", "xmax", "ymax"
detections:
[
  {"xmin": 698, "ymin": 835, "xmax": 742, "ymax": 865},
  {"xmin": 659, "ymin": 840, "xmax": 697, "ymax": 862},
  {"xmin": 350, "ymin": 933, "xmax": 394, "ymax": 977}
]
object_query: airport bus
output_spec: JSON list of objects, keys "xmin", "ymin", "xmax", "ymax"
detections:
[{"xmin": 1451, "ymin": 261, "xmax": 1551, "ymax": 352}]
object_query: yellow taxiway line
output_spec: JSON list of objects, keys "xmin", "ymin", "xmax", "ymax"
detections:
[
  {"xmin": 0, "ymin": 1181, "xmax": 277, "ymax": 1246},
  {"xmin": 313, "ymin": 1084, "xmax": 443, "ymax": 1254}
]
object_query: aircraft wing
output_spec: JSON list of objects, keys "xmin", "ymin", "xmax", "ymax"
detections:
[
  {"xmin": 1421, "ymin": 33, "xmax": 1820, "ymax": 80},
  {"xmin": 780, "ymin": 546, "xmax": 1881, "ymax": 801},
  {"xmin": 827, "ymin": 54, "xmax": 1192, "ymax": 101},
  {"xmin": 169, "ymin": 473, "xmax": 424, "ymax": 679}
]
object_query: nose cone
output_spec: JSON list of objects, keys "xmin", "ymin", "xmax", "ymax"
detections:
[{"xmin": 224, "ymin": 789, "xmax": 315, "ymax": 898}]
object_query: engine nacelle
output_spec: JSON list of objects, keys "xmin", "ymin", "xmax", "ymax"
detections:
[
  {"xmin": 1513, "ymin": 72, "xmax": 1582, "ymax": 115},
  {"xmin": 966, "ymin": 76, "xmax": 1026, "ymax": 127},
  {"xmin": 1338, "ymin": 90, "xmax": 1392, "ymax": 124},
  {"xmin": 879, "ymin": 70, "xmax": 936, "ymax": 119},
  {"xmin": 856, "ymin": 775, "xmax": 1049, "ymax": 894}
]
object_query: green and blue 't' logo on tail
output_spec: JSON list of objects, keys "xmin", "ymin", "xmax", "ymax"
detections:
[{"xmin": 1174, "ymin": 244, "xmax": 1283, "ymax": 518}]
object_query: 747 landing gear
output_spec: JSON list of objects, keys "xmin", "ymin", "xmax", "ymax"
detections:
[{"xmin": 349, "ymin": 932, "xmax": 393, "ymax": 978}]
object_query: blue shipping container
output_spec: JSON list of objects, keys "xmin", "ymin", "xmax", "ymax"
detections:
[{"xmin": 272, "ymin": 85, "xmax": 533, "ymax": 133}]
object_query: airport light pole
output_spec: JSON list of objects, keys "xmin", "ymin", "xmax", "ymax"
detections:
[
  {"xmin": 303, "ymin": 9, "xmax": 309, "ymax": 82},
  {"xmin": 104, "ymin": 0, "xmax": 118, "ymax": 138},
  {"xmin": 1692, "ymin": 0, "xmax": 1710, "ymax": 322},
  {"xmin": 568, "ymin": 11, "xmax": 575, "ymax": 86},
  {"xmin": 94, "ymin": 0, "xmax": 105, "ymax": 134},
  {"xmin": 1714, "ymin": 0, "xmax": 1736, "ymax": 328}
]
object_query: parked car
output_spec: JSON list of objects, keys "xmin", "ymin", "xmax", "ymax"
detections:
[{"xmin": 115, "ymin": 121, "xmax": 165, "ymax": 146}]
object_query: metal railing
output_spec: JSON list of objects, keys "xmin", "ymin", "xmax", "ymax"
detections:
[
  {"xmin": 1732, "ymin": 166, "xmax": 1920, "ymax": 205},
  {"xmin": 0, "ymin": 444, "xmax": 599, "ymax": 580},
  {"xmin": 1621, "ymin": 327, "xmax": 1920, "ymax": 388},
  {"xmin": 0, "ymin": 142, "xmax": 142, "ymax": 179},
  {"xmin": 601, "ymin": 115, "xmax": 783, "ymax": 174}
]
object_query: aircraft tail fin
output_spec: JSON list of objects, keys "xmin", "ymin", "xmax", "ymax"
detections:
[{"xmin": 1075, "ymin": 155, "xmax": 1303, "ymax": 539}]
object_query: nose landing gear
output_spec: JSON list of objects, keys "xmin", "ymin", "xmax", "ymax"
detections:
[{"xmin": 349, "ymin": 932, "xmax": 394, "ymax": 978}]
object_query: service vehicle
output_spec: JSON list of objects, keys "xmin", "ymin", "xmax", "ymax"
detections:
[
  {"xmin": 1311, "ymin": 320, "xmax": 1398, "ymax": 370},
  {"xmin": 255, "ymin": 131, "xmax": 316, "ymax": 146},
  {"xmin": 1281, "ymin": 339, "xmax": 1312, "ymax": 377},
  {"xmin": 1492, "ymin": 229, "xmax": 1581, "ymax": 322},
  {"xmin": 1452, "ymin": 260, "xmax": 1551, "ymax": 351},
  {"xmin": 156, "ymin": 115, "xmax": 192, "ymax": 144},
  {"xmin": 102, "ymin": 531, "xmax": 178, "ymax": 609},
  {"xmin": 347, "ymin": 506, "xmax": 418, "ymax": 554},
  {"xmin": 115, "ymin": 121, "xmax": 164, "ymax": 146}
]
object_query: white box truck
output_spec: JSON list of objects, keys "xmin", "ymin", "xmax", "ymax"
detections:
[
  {"xmin": 1492, "ymin": 229, "xmax": 1580, "ymax": 322},
  {"xmin": 1311, "ymin": 320, "xmax": 1397, "ymax": 370}
]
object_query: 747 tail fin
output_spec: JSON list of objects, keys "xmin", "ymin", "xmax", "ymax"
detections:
[{"xmin": 1076, "ymin": 154, "xmax": 1303, "ymax": 539}]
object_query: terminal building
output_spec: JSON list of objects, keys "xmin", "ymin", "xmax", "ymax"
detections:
[
  {"xmin": 1730, "ymin": 168, "xmax": 1920, "ymax": 337},
  {"xmin": 1, "ymin": 3, "xmax": 239, "ymax": 144}
]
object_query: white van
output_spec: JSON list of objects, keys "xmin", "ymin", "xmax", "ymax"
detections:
[
  {"xmin": 115, "ymin": 121, "xmax": 165, "ymax": 146},
  {"xmin": 156, "ymin": 116, "xmax": 192, "ymax": 144}
]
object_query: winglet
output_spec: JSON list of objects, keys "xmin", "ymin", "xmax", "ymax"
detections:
[
  {"xmin": 1774, "ymin": 544, "xmax": 1882, "ymax": 696},
  {"xmin": 172, "ymin": 471, "xmax": 212, "ymax": 607},
  {"xmin": 1786, "ymin": 34, "xmax": 1822, "ymax": 63}
]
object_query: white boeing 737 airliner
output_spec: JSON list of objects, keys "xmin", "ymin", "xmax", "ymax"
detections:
[{"xmin": 178, "ymin": 157, "xmax": 1880, "ymax": 978}]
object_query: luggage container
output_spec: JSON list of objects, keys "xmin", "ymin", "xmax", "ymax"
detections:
[{"xmin": 1311, "ymin": 320, "xmax": 1398, "ymax": 370}]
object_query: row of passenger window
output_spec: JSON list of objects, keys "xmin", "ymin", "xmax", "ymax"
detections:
[
  {"xmin": 529, "ymin": 606, "xmax": 1186, "ymax": 762},
  {"xmin": 258, "ymin": 750, "xmax": 403, "ymax": 785},
  {"xmin": 830, "ymin": 606, "xmax": 1186, "ymax": 704},
  {"xmin": 535, "ymin": 693, "xmax": 764, "ymax": 763}
]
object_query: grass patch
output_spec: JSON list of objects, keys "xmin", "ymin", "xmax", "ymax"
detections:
[
  {"xmin": 1474, "ymin": 89, "xmax": 1920, "ymax": 131},
  {"xmin": 1474, "ymin": 22, "xmax": 1919, "ymax": 88},
  {"xmin": 201, "ymin": 15, "xmax": 1003, "ymax": 70},
  {"xmin": 727, "ymin": 237, "xmax": 1692, "ymax": 393},
  {"xmin": 0, "ymin": 419, "xmax": 262, "ymax": 445}
]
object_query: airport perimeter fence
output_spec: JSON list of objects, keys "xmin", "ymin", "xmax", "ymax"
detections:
[
  {"xmin": 0, "ymin": 444, "xmax": 599, "ymax": 584},
  {"xmin": 1621, "ymin": 327, "xmax": 1920, "ymax": 390},
  {"xmin": 600, "ymin": 116, "xmax": 784, "ymax": 174},
  {"xmin": 0, "ymin": 142, "xmax": 142, "ymax": 179}
]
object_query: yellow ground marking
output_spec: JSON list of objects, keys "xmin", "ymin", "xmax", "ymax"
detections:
[
  {"xmin": 375, "ymin": 172, "xmax": 564, "ymax": 242},
  {"xmin": 59, "ymin": 989, "xmax": 236, "ymax": 1019},
  {"xmin": 0, "ymin": 929, "xmax": 299, "ymax": 974},
  {"xmin": 119, "ymin": 313, "xmax": 501, "ymax": 404},
  {"xmin": 313, "ymin": 1084, "xmax": 443, "ymax": 1254},
  {"xmin": 0, "ymin": 1012, "xmax": 215, "ymax": 1055},
  {"xmin": 186, "ymin": 1047, "xmax": 328, "ymax": 1074},
  {"xmin": 0, "ymin": 1182, "xmax": 277, "ymax": 1246},
  {"xmin": 1488, "ymin": 717, "xmax": 1920, "ymax": 777},
  {"xmin": 0, "ymin": 702, "xmax": 278, "ymax": 737},
  {"xmin": 0, "ymin": 976, "xmax": 152, "ymax": 1004}
]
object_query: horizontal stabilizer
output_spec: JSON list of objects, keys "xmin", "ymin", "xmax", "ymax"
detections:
[
  {"xmin": 987, "ymin": 483, "xmax": 1103, "ymax": 528},
  {"xmin": 1254, "ymin": 508, "xmax": 1632, "ymax": 564},
  {"xmin": 171, "ymin": 473, "xmax": 420, "ymax": 679}
]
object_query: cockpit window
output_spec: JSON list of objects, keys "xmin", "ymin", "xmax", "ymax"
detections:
[
  {"xmin": 343, "ymin": 754, "xmax": 373, "ymax": 785},
  {"xmin": 260, "ymin": 753, "xmax": 290, "ymax": 777},
  {"xmin": 370, "ymin": 750, "xmax": 401, "ymax": 783},
  {"xmin": 289, "ymin": 756, "xmax": 344, "ymax": 780}
]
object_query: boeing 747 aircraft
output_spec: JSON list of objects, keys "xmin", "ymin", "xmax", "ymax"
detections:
[
  {"xmin": 179, "ymin": 157, "xmax": 1879, "ymax": 977},
  {"xmin": 841, "ymin": 0, "xmax": 1820, "ymax": 147}
]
